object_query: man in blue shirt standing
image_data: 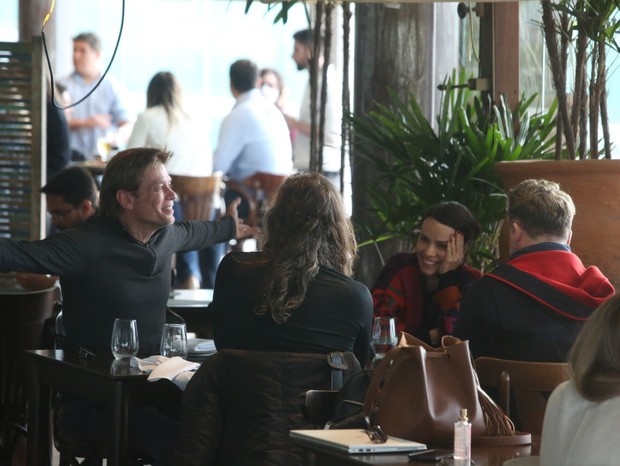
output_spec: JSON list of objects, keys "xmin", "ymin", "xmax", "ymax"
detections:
[
  {"xmin": 214, "ymin": 59, "xmax": 292, "ymax": 184},
  {"xmin": 59, "ymin": 32, "xmax": 130, "ymax": 160}
]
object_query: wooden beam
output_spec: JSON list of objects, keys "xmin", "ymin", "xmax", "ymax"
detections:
[{"xmin": 478, "ymin": 2, "xmax": 520, "ymax": 110}]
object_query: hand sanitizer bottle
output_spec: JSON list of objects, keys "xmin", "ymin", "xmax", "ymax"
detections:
[{"xmin": 454, "ymin": 408, "xmax": 471, "ymax": 463}]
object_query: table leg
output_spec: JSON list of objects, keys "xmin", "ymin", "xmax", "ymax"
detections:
[
  {"xmin": 26, "ymin": 359, "xmax": 52, "ymax": 466},
  {"xmin": 109, "ymin": 381, "xmax": 129, "ymax": 466}
]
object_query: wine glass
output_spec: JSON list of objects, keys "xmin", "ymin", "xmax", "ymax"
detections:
[
  {"xmin": 371, "ymin": 316, "xmax": 397, "ymax": 363},
  {"xmin": 160, "ymin": 323, "xmax": 188, "ymax": 358},
  {"xmin": 110, "ymin": 318, "xmax": 139, "ymax": 360},
  {"xmin": 96, "ymin": 137, "xmax": 112, "ymax": 162}
]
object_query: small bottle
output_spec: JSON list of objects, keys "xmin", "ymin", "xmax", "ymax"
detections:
[{"xmin": 453, "ymin": 408, "xmax": 471, "ymax": 463}]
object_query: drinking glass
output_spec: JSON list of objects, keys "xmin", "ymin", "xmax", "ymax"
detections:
[
  {"xmin": 110, "ymin": 318, "xmax": 139, "ymax": 360},
  {"xmin": 96, "ymin": 137, "xmax": 112, "ymax": 162},
  {"xmin": 371, "ymin": 316, "xmax": 397, "ymax": 362},
  {"xmin": 160, "ymin": 323, "xmax": 188, "ymax": 358}
]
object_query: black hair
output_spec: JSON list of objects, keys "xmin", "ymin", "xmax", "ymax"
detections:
[
  {"xmin": 421, "ymin": 201, "xmax": 481, "ymax": 244},
  {"xmin": 41, "ymin": 166, "xmax": 98, "ymax": 208},
  {"xmin": 229, "ymin": 60, "xmax": 258, "ymax": 93}
]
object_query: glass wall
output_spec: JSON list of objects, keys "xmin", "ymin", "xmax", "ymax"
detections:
[
  {"xmin": 45, "ymin": 0, "xmax": 311, "ymax": 149},
  {"xmin": 0, "ymin": 1, "xmax": 18, "ymax": 41},
  {"xmin": 459, "ymin": 2, "xmax": 620, "ymax": 157}
]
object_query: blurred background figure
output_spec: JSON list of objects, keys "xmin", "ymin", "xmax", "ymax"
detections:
[
  {"xmin": 285, "ymin": 28, "xmax": 343, "ymax": 191},
  {"xmin": 214, "ymin": 59, "xmax": 292, "ymax": 225},
  {"xmin": 127, "ymin": 71, "xmax": 214, "ymax": 290},
  {"xmin": 46, "ymin": 81, "xmax": 71, "ymax": 180},
  {"xmin": 259, "ymin": 67, "xmax": 296, "ymax": 143},
  {"xmin": 214, "ymin": 59, "xmax": 292, "ymax": 185},
  {"xmin": 59, "ymin": 32, "xmax": 131, "ymax": 161}
]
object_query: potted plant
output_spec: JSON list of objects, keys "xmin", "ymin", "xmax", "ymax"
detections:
[
  {"xmin": 349, "ymin": 70, "xmax": 556, "ymax": 273},
  {"xmin": 495, "ymin": 0, "xmax": 620, "ymax": 287}
]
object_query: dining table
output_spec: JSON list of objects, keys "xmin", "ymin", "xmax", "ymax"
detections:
[
  {"xmin": 167, "ymin": 289, "xmax": 213, "ymax": 338},
  {"xmin": 293, "ymin": 434, "xmax": 540, "ymax": 466},
  {"xmin": 25, "ymin": 349, "xmax": 179, "ymax": 466}
]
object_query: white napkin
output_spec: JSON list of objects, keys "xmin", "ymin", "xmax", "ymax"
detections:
[
  {"xmin": 130, "ymin": 355, "xmax": 200, "ymax": 391},
  {"xmin": 192, "ymin": 339, "xmax": 216, "ymax": 352}
]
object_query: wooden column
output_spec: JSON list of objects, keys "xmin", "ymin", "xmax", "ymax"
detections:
[
  {"xmin": 352, "ymin": 3, "xmax": 455, "ymax": 286},
  {"xmin": 19, "ymin": 0, "xmax": 56, "ymax": 66},
  {"xmin": 478, "ymin": 1, "xmax": 520, "ymax": 109}
]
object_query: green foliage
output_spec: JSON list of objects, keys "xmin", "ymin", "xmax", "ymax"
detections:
[
  {"xmin": 244, "ymin": 0, "xmax": 303, "ymax": 24},
  {"xmin": 349, "ymin": 70, "xmax": 557, "ymax": 271}
]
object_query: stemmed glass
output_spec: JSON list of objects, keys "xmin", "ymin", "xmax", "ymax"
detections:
[{"xmin": 371, "ymin": 316, "xmax": 397, "ymax": 364}]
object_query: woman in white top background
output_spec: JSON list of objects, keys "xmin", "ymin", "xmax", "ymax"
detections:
[
  {"xmin": 540, "ymin": 292, "xmax": 620, "ymax": 466},
  {"xmin": 128, "ymin": 71, "xmax": 216, "ymax": 289}
]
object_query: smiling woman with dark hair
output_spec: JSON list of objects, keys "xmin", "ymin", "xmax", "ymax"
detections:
[{"xmin": 371, "ymin": 201, "xmax": 482, "ymax": 346}]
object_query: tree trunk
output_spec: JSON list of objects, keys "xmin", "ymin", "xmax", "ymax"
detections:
[
  {"xmin": 351, "ymin": 3, "xmax": 457, "ymax": 286},
  {"xmin": 541, "ymin": 1, "xmax": 575, "ymax": 159}
]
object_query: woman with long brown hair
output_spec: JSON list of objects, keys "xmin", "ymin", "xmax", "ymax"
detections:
[{"xmin": 212, "ymin": 171, "xmax": 372, "ymax": 367}]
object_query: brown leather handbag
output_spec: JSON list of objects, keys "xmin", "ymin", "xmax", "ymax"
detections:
[{"xmin": 363, "ymin": 333, "xmax": 528, "ymax": 445}]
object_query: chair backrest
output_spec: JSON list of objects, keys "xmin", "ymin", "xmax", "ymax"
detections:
[
  {"xmin": 0, "ymin": 286, "xmax": 57, "ymax": 461},
  {"xmin": 174, "ymin": 348, "xmax": 360, "ymax": 465},
  {"xmin": 171, "ymin": 173, "xmax": 223, "ymax": 222},
  {"xmin": 474, "ymin": 357, "xmax": 569, "ymax": 436},
  {"xmin": 243, "ymin": 172, "xmax": 288, "ymax": 206},
  {"xmin": 225, "ymin": 172, "xmax": 288, "ymax": 229}
]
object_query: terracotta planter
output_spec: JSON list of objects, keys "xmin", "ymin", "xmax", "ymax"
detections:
[{"xmin": 495, "ymin": 159, "xmax": 620, "ymax": 289}]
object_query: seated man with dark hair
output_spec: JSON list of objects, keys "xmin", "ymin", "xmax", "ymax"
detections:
[
  {"xmin": 453, "ymin": 178, "xmax": 614, "ymax": 362},
  {"xmin": 16, "ymin": 166, "xmax": 99, "ymax": 290}
]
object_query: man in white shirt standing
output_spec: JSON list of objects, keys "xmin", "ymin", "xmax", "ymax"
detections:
[
  {"xmin": 59, "ymin": 32, "xmax": 130, "ymax": 161},
  {"xmin": 285, "ymin": 28, "xmax": 343, "ymax": 191},
  {"xmin": 213, "ymin": 59, "xmax": 292, "ymax": 185}
]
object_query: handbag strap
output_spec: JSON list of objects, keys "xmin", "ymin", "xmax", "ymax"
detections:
[
  {"xmin": 472, "ymin": 431, "xmax": 532, "ymax": 446},
  {"xmin": 327, "ymin": 351, "xmax": 349, "ymax": 391}
]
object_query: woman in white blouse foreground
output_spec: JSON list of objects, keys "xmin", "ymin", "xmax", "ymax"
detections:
[{"xmin": 539, "ymin": 292, "xmax": 620, "ymax": 466}]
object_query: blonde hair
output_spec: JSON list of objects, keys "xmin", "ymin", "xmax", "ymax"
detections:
[
  {"xmin": 507, "ymin": 179, "xmax": 575, "ymax": 241},
  {"xmin": 569, "ymin": 293, "xmax": 620, "ymax": 402}
]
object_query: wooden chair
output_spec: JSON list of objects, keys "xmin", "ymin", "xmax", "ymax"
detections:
[
  {"xmin": 170, "ymin": 173, "xmax": 224, "ymax": 222},
  {"xmin": 225, "ymin": 172, "xmax": 288, "ymax": 228},
  {"xmin": 474, "ymin": 357, "xmax": 569, "ymax": 436},
  {"xmin": 0, "ymin": 286, "xmax": 57, "ymax": 466},
  {"xmin": 225, "ymin": 172, "xmax": 288, "ymax": 251},
  {"xmin": 303, "ymin": 390, "xmax": 341, "ymax": 428},
  {"xmin": 170, "ymin": 173, "xmax": 224, "ymax": 288},
  {"xmin": 173, "ymin": 349, "xmax": 360, "ymax": 465}
]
